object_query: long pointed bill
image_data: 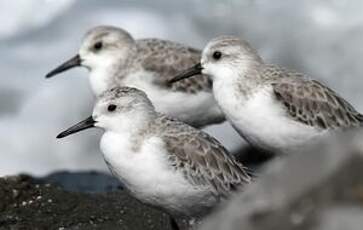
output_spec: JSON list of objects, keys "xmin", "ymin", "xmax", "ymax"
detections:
[
  {"xmin": 168, "ymin": 63, "xmax": 203, "ymax": 83},
  {"xmin": 45, "ymin": 54, "xmax": 81, "ymax": 78},
  {"xmin": 57, "ymin": 116, "xmax": 96, "ymax": 139}
]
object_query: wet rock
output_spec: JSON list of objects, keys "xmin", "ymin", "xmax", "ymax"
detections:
[
  {"xmin": 199, "ymin": 130, "xmax": 363, "ymax": 230},
  {"xmin": 0, "ymin": 175, "xmax": 173, "ymax": 230}
]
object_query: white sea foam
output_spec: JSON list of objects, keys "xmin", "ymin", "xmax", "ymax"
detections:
[{"xmin": 0, "ymin": 0, "xmax": 75, "ymax": 39}]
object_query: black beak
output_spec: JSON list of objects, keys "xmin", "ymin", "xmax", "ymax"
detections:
[
  {"xmin": 45, "ymin": 54, "xmax": 81, "ymax": 78},
  {"xmin": 57, "ymin": 116, "xmax": 96, "ymax": 139},
  {"xmin": 168, "ymin": 63, "xmax": 203, "ymax": 83}
]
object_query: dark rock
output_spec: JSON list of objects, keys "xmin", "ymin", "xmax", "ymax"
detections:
[
  {"xmin": 34, "ymin": 171, "xmax": 123, "ymax": 193},
  {"xmin": 199, "ymin": 130, "xmax": 363, "ymax": 230},
  {"xmin": 0, "ymin": 174, "xmax": 174, "ymax": 230}
]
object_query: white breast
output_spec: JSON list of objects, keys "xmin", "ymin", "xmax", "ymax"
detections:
[
  {"xmin": 121, "ymin": 71, "xmax": 224, "ymax": 127},
  {"xmin": 213, "ymin": 81, "xmax": 325, "ymax": 154},
  {"xmin": 100, "ymin": 131, "xmax": 216, "ymax": 217}
]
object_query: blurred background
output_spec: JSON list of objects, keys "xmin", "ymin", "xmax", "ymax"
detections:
[{"xmin": 1, "ymin": 0, "xmax": 363, "ymax": 176}]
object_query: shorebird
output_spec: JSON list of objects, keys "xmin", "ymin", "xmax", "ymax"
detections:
[
  {"xmin": 169, "ymin": 36, "xmax": 363, "ymax": 154},
  {"xmin": 46, "ymin": 26, "xmax": 224, "ymax": 128},
  {"xmin": 56, "ymin": 86, "xmax": 250, "ymax": 229}
]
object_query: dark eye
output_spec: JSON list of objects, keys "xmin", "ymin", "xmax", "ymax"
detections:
[
  {"xmin": 212, "ymin": 51, "xmax": 222, "ymax": 60},
  {"xmin": 107, "ymin": 104, "xmax": 117, "ymax": 112},
  {"xmin": 93, "ymin": 42, "xmax": 103, "ymax": 51}
]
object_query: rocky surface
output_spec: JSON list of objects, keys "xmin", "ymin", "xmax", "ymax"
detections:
[
  {"xmin": 0, "ymin": 174, "xmax": 174, "ymax": 230},
  {"xmin": 200, "ymin": 131, "xmax": 363, "ymax": 230}
]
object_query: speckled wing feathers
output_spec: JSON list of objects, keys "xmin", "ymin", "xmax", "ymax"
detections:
[
  {"xmin": 270, "ymin": 69, "xmax": 363, "ymax": 130},
  {"xmin": 137, "ymin": 39, "xmax": 212, "ymax": 93},
  {"xmin": 154, "ymin": 115, "xmax": 250, "ymax": 198}
]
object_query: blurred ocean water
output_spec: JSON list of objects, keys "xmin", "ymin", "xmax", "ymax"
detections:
[{"xmin": 1, "ymin": 0, "xmax": 363, "ymax": 176}]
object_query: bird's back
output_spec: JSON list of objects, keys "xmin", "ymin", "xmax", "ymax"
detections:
[
  {"xmin": 151, "ymin": 114, "xmax": 251, "ymax": 199},
  {"xmin": 136, "ymin": 38, "xmax": 212, "ymax": 93},
  {"xmin": 261, "ymin": 64, "xmax": 363, "ymax": 130},
  {"xmin": 123, "ymin": 39, "xmax": 225, "ymax": 128}
]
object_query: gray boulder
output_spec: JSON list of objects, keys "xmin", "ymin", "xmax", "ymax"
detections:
[{"xmin": 200, "ymin": 130, "xmax": 363, "ymax": 230}]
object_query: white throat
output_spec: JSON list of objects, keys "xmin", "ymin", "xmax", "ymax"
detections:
[
  {"xmin": 86, "ymin": 51, "xmax": 130, "ymax": 96},
  {"xmin": 89, "ymin": 64, "xmax": 116, "ymax": 96}
]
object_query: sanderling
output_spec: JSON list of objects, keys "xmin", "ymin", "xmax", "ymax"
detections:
[
  {"xmin": 46, "ymin": 25, "xmax": 224, "ymax": 128},
  {"xmin": 169, "ymin": 36, "xmax": 363, "ymax": 154},
  {"xmin": 56, "ymin": 86, "xmax": 250, "ymax": 229}
]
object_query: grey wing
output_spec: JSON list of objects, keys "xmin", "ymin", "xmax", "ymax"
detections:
[
  {"xmin": 137, "ymin": 39, "xmax": 212, "ymax": 93},
  {"xmin": 161, "ymin": 119, "xmax": 251, "ymax": 198},
  {"xmin": 272, "ymin": 77, "xmax": 363, "ymax": 129}
]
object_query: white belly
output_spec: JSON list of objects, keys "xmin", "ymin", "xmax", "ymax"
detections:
[
  {"xmin": 100, "ymin": 132, "xmax": 216, "ymax": 217},
  {"xmin": 214, "ymin": 85, "xmax": 325, "ymax": 154},
  {"xmin": 121, "ymin": 71, "xmax": 224, "ymax": 127}
]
